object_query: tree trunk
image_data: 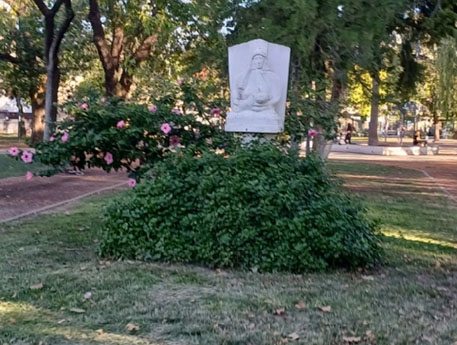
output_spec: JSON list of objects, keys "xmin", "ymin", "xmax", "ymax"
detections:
[
  {"xmin": 43, "ymin": 62, "xmax": 60, "ymax": 140},
  {"xmin": 368, "ymin": 71, "xmax": 380, "ymax": 146},
  {"xmin": 434, "ymin": 118, "xmax": 441, "ymax": 141},
  {"xmin": 31, "ymin": 92, "xmax": 46, "ymax": 143},
  {"xmin": 313, "ymin": 71, "xmax": 343, "ymax": 159},
  {"xmin": 33, "ymin": 0, "xmax": 74, "ymax": 141}
]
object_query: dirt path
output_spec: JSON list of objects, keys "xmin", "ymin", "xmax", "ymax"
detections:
[
  {"xmin": 0, "ymin": 169, "xmax": 128, "ymax": 223},
  {"xmin": 329, "ymin": 152, "xmax": 457, "ymax": 202}
]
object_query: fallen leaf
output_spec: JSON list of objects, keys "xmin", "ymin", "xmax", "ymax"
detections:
[
  {"xmin": 295, "ymin": 301, "xmax": 306, "ymax": 309},
  {"xmin": 69, "ymin": 308, "xmax": 85, "ymax": 313},
  {"xmin": 365, "ymin": 330, "xmax": 375, "ymax": 341},
  {"xmin": 96, "ymin": 329, "xmax": 104, "ymax": 335},
  {"xmin": 343, "ymin": 336, "xmax": 362, "ymax": 343},
  {"xmin": 57, "ymin": 319, "xmax": 67, "ymax": 324},
  {"xmin": 248, "ymin": 323, "xmax": 255, "ymax": 329},
  {"xmin": 319, "ymin": 305, "xmax": 332, "ymax": 312},
  {"xmin": 30, "ymin": 283, "xmax": 43, "ymax": 290},
  {"xmin": 80, "ymin": 266, "xmax": 88, "ymax": 271},
  {"xmin": 83, "ymin": 292, "xmax": 92, "ymax": 300},
  {"xmin": 288, "ymin": 332, "xmax": 300, "ymax": 341},
  {"xmin": 126, "ymin": 323, "xmax": 140, "ymax": 332},
  {"xmin": 274, "ymin": 308, "xmax": 286, "ymax": 316},
  {"xmin": 436, "ymin": 286, "xmax": 448, "ymax": 292},
  {"xmin": 361, "ymin": 275, "xmax": 375, "ymax": 281},
  {"xmin": 11, "ymin": 292, "xmax": 17, "ymax": 298}
]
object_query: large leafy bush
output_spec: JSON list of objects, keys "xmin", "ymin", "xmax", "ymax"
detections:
[
  {"xmin": 31, "ymin": 96, "xmax": 228, "ymax": 179},
  {"xmin": 101, "ymin": 143, "xmax": 382, "ymax": 272}
]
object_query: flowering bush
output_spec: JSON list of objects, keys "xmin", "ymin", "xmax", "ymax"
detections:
[
  {"xmin": 101, "ymin": 143, "xmax": 383, "ymax": 272},
  {"xmin": 28, "ymin": 95, "xmax": 230, "ymax": 180}
]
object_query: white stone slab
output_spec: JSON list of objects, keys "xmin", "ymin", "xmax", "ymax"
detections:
[
  {"xmin": 225, "ymin": 39, "xmax": 291, "ymax": 133},
  {"xmin": 330, "ymin": 144, "xmax": 440, "ymax": 156}
]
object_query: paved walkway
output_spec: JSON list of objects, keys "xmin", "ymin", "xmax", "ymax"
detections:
[
  {"xmin": 0, "ymin": 169, "xmax": 128, "ymax": 223},
  {"xmin": 329, "ymin": 152, "xmax": 457, "ymax": 202}
]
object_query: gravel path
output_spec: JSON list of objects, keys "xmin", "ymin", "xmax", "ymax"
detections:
[{"xmin": 0, "ymin": 169, "xmax": 128, "ymax": 223}]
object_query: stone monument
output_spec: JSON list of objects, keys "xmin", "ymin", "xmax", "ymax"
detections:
[{"xmin": 225, "ymin": 39, "xmax": 291, "ymax": 133}]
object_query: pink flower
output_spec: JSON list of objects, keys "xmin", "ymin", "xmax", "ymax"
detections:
[
  {"xmin": 25, "ymin": 171, "xmax": 33, "ymax": 181},
  {"xmin": 170, "ymin": 135, "xmax": 180, "ymax": 147},
  {"xmin": 80, "ymin": 103, "xmax": 88, "ymax": 110},
  {"xmin": 116, "ymin": 120, "xmax": 125, "ymax": 129},
  {"xmin": 61, "ymin": 132, "xmax": 69, "ymax": 143},
  {"xmin": 104, "ymin": 152, "xmax": 114, "ymax": 165},
  {"xmin": 100, "ymin": 97, "xmax": 106, "ymax": 103},
  {"xmin": 148, "ymin": 105, "xmax": 158, "ymax": 113},
  {"xmin": 21, "ymin": 151, "xmax": 33, "ymax": 163},
  {"xmin": 211, "ymin": 108, "xmax": 221, "ymax": 118},
  {"xmin": 172, "ymin": 108, "xmax": 181, "ymax": 115},
  {"xmin": 128, "ymin": 178, "xmax": 137, "ymax": 188},
  {"xmin": 8, "ymin": 147, "xmax": 19, "ymax": 156},
  {"xmin": 161, "ymin": 123, "xmax": 172, "ymax": 134},
  {"xmin": 49, "ymin": 136, "xmax": 55, "ymax": 142},
  {"xmin": 177, "ymin": 77, "xmax": 184, "ymax": 86},
  {"xmin": 308, "ymin": 129, "xmax": 318, "ymax": 137}
]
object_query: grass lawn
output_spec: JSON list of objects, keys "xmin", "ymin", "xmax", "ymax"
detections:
[
  {"xmin": 1, "ymin": 162, "xmax": 456, "ymax": 345},
  {"xmin": 0, "ymin": 155, "xmax": 46, "ymax": 179}
]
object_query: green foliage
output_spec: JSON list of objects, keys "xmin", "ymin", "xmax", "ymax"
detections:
[
  {"xmin": 435, "ymin": 37, "xmax": 457, "ymax": 120},
  {"xmin": 101, "ymin": 143, "xmax": 382, "ymax": 272},
  {"xmin": 32, "ymin": 88, "xmax": 229, "ymax": 179}
]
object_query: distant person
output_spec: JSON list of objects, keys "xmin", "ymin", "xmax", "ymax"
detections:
[
  {"xmin": 398, "ymin": 126, "xmax": 405, "ymax": 145},
  {"xmin": 345, "ymin": 123, "xmax": 353, "ymax": 144}
]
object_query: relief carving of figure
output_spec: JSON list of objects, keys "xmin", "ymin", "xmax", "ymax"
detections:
[
  {"xmin": 225, "ymin": 39, "xmax": 290, "ymax": 133},
  {"xmin": 233, "ymin": 45, "xmax": 281, "ymax": 117}
]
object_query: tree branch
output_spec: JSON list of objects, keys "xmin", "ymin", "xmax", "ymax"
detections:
[
  {"xmin": 0, "ymin": 53, "xmax": 19, "ymax": 64},
  {"xmin": 134, "ymin": 34, "xmax": 158, "ymax": 64},
  {"xmin": 50, "ymin": 0, "xmax": 74, "ymax": 59},
  {"xmin": 111, "ymin": 27, "xmax": 124, "ymax": 65},
  {"xmin": 50, "ymin": 0, "xmax": 66, "ymax": 15},
  {"xmin": 32, "ymin": 0, "xmax": 50, "ymax": 16},
  {"xmin": 88, "ymin": 0, "xmax": 114, "ymax": 70}
]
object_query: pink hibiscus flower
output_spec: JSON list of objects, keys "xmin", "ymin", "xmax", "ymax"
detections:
[
  {"xmin": 80, "ymin": 103, "xmax": 88, "ymax": 110},
  {"xmin": 128, "ymin": 178, "xmax": 137, "ymax": 188},
  {"xmin": 170, "ymin": 135, "xmax": 180, "ymax": 147},
  {"xmin": 161, "ymin": 123, "xmax": 172, "ymax": 134},
  {"xmin": 21, "ymin": 151, "xmax": 33, "ymax": 163},
  {"xmin": 61, "ymin": 132, "xmax": 69, "ymax": 143},
  {"xmin": 25, "ymin": 171, "xmax": 33, "ymax": 181},
  {"xmin": 100, "ymin": 97, "xmax": 106, "ymax": 103},
  {"xmin": 49, "ymin": 136, "xmax": 55, "ymax": 142},
  {"xmin": 210, "ymin": 107, "xmax": 221, "ymax": 118},
  {"xmin": 148, "ymin": 105, "xmax": 158, "ymax": 113},
  {"xmin": 8, "ymin": 147, "xmax": 19, "ymax": 156},
  {"xmin": 116, "ymin": 120, "xmax": 125, "ymax": 129},
  {"xmin": 171, "ymin": 108, "xmax": 181, "ymax": 115},
  {"xmin": 104, "ymin": 152, "xmax": 114, "ymax": 165},
  {"xmin": 308, "ymin": 129, "xmax": 318, "ymax": 137},
  {"xmin": 177, "ymin": 77, "xmax": 184, "ymax": 86}
]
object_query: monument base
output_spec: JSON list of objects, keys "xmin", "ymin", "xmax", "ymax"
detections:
[
  {"xmin": 233, "ymin": 133, "xmax": 277, "ymax": 146},
  {"xmin": 225, "ymin": 111, "xmax": 283, "ymax": 133}
]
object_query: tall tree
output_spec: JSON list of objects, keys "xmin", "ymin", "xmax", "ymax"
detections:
[
  {"xmin": 88, "ymin": 0, "xmax": 177, "ymax": 99},
  {"xmin": 0, "ymin": 0, "xmax": 46, "ymax": 142},
  {"xmin": 33, "ymin": 0, "xmax": 75, "ymax": 141}
]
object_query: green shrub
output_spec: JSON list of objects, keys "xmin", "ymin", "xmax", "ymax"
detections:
[
  {"xmin": 101, "ymin": 143, "xmax": 382, "ymax": 272},
  {"xmin": 30, "ymin": 92, "xmax": 230, "ymax": 180}
]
